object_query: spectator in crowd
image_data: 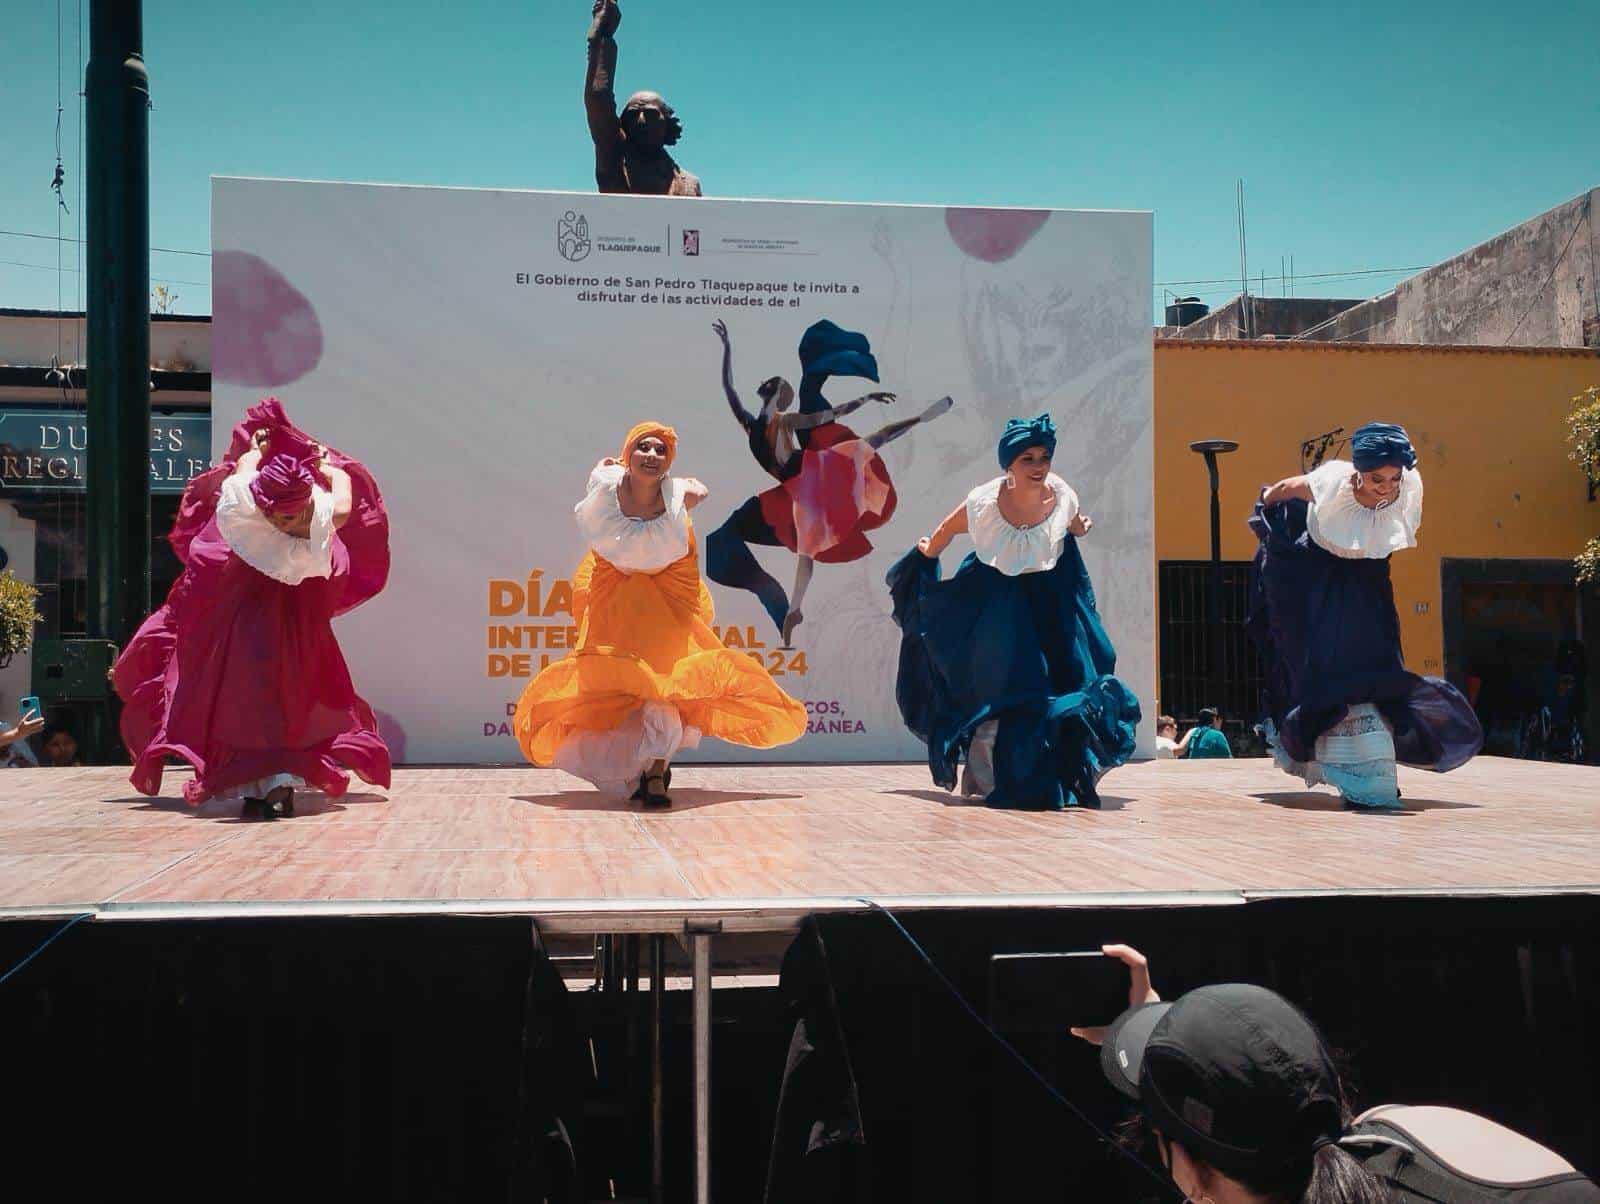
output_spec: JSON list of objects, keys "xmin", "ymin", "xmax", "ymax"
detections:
[
  {"xmin": 0, "ymin": 706, "xmax": 44, "ymax": 766},
  {"xmin": 1072, "ymin": 945, "xmax": 1391, "ymax": 1204},
  {"xmin": 1156, "ymin": 715, "xmax": 1180, "ymax": 758},
  {"xmin": 1177, "ymin": 707, "xmax": 1233, "ymax": 759},
  {"xmin": 39, "ymin": 720, "xmax": 81, "ymax": 767}
]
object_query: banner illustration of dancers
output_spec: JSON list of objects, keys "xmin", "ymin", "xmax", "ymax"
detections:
[{"xmin": 704, "ymin": 318, "xmax": 954, "ymax": 647}]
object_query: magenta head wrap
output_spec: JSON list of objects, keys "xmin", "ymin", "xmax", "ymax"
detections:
[{"xmin": 251, "ymin": 453, "xmax": 317, "ymax": 516}]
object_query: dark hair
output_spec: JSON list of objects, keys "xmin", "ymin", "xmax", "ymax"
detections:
[
  {"xmin": 1234, "ymin": 1142, "xmax": 1392, "ymax": 1204},
  {"xmin": 42, "ymin": 722, "xmax": 77, "ymax": 743},
  {"xmin": 1118, "ymin": 1053, "xmax": 1391, "ymax": 1203},
  {"xmin": 1197, "ymin": 707, "xmax": 1219, "ymax": 724}
]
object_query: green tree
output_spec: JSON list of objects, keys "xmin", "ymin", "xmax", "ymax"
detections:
[
  {"xmin": 0, "ymin": 570, "xmax": 42, "ymax": 667},
  {"xmin": 1569, "ymin": 385, "xmax": 1600, "ymax": 582}
]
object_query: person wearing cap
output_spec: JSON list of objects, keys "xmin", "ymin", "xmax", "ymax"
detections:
[
  {"xmin": 1248, "ymin": 422, "xmax": 1481, "ymax": 809},
  {"xmin": 112, "ymin": 397, "xmax": 392, "ymax": 819},
  {"xmin": 1073, "ymin": 946, "xmax": 1390, "ymax": 1204},
  {"xmin": 884, "ymin": 413, "xmax": 1140, "ymax": 809}
]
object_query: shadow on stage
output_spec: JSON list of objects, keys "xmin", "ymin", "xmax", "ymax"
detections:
[
  {"xmin": 887, "ymin": 787, "xmax": 1136, "ymax": 811},
  {"xmin": 109, "ymin": 791, "xmax": 388, "ymax": 820},
  {"xmin": 512, "ymin": 789, "xmax": 806, "ymax": 813},
  {"xmin": 1252, "ymin": 790, "xmax": 1481, "ymax": 813}
]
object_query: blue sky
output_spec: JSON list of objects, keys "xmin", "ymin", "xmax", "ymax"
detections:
[{"xmin": 1, "ymin": 0, "xmax": 1594, "ymax": 320}]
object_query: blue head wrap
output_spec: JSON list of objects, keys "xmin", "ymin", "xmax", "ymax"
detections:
[
  {"xmin": 1350, "ymin": 422, "xmax": 1417, "ymax": 471},
  {"xmin": 997, "ymin": 413, "xmax": 1058, "ymax": 469},
  {"xmin": 797, "ymin": 320, "xmax": 879, "ymax": 383}
]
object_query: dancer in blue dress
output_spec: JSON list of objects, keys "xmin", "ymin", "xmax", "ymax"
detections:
[
  {"xmin": 1247, "ymin": 422, "xmax": 1482, "ymax": 809},
  {"xmin": 886, "ymin": 414, "xmax": 1141, "ymax": 810}
]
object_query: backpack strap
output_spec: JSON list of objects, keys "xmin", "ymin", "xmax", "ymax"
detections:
[{"xmin": 1345, "ymin": 1134, "xmax": 1490, "ymax": 1204}]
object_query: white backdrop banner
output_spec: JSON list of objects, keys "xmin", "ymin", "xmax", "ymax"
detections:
[{"xmin": 212, "ymin": 178, "xmax": 1153, "ymax": 765}]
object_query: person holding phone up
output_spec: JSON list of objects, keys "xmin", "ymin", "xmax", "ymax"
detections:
[
  {"xmin": 1071, "ymin": 947, "xmax": 1598, "ymax": 1203},
  {"xmin": 1070, "ymin": 945, "xmax": 1389, "ymax": 1203},
  {"xmin": 0, "ymin": 695, "xmax": 45, "ymax": 766}
]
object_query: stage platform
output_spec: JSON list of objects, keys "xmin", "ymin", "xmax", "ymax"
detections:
[{"xmin": 3, "ymin": 756, "xmax": 1596, "ymax": 927}]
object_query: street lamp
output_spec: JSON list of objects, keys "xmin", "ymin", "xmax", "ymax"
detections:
[{"xmin": 1188, "ymin": 439, "xmax": 1240, "ymax": 720}]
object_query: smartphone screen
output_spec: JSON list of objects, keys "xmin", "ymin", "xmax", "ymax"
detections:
[{"xmin": 988, "ymin": 950, "xmax": 1130, "ymax": 1033}]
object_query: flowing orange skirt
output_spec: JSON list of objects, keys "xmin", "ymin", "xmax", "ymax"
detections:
[{"xmin": 513, "ymin": 535, "xmax": 807, "ymax": 770}]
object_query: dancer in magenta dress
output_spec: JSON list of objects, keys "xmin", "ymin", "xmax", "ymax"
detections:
[{"xmin": 113, "ymin": 397, "xmax": 391, "ymax": 817}]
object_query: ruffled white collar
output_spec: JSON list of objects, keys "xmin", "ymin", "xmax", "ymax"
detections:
[
  {"xmin": 215, "ymin": 473, "xmax": 336, "ymax": 585},
  {"xmin": 965, "ymin": 473, "xmax": 1080, "ymax": 576},
  {"xmin": 1305, "ymin": 459, "xmax": 1423, "ymax": 560},
  {"xmin": 574, "ymin": 462, "xmax": 691, "ymax": 574}
]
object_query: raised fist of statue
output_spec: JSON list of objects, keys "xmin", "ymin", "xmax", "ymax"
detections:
[{"xmin": 590, "ymin": 0, "xmax": 620, "ymax": 38}]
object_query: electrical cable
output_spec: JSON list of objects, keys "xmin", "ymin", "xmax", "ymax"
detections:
[
  {"xmin": 0, "ymin": 257, "xmax": 208, "ymax": 288},
  {"xmin": 853, "ymin": 898, "xmax": 1179, "ymax": 1197},
  {"xmin": 0, "ymin": 228, "xmax": 211, "ymax": 258},
  {"xmin": 1503, "ymin": 201, "xmax": 1587, "ymax": 345},
  {"xmin": 0, "ymin": 912, "xmax": 92, "ymax": 988}
]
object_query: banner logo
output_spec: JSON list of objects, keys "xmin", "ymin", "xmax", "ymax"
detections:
[
  {"xmin": 557, "ymin": 210, "xmax": 592, "ymax": 262},
  {"xmin": 682, "ymin": 228, "xmax": 700, "ymax": 256}
]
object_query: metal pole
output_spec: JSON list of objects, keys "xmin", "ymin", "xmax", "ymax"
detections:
[
  {"xmin": 650, "ymin": 934, "xmax": 665, "ymax": 1204},
  {"xmin": 1205, "ymin": 449, "xmax": 1224, "ymax": 712},
  {"xmin": 692, "ymin": 930, "xmax": 712, "ymax": 1204},
  {"xmin": 85, "ymin": 0, "xmax": 150, "ymax": 761}
]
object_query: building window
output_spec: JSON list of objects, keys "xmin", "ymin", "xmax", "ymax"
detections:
[{"xmin": 1158, "ymin": 560, "xmax": 1265, "ymax": 740}]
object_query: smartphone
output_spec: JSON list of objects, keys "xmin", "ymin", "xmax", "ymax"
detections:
[
  {"xmin": 19, "ymin": 695, "xmax": 41, "ymax": 720},
  {"xmin": 988, "ymin": 950, "xmax": 1130, "ymax": 1033}
]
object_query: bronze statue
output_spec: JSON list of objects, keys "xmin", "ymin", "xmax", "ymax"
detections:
[{"xmin": 584, "ymin": 0, "xmax": 701, "ymax": 196}]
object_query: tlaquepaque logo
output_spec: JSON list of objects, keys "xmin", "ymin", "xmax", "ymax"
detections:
[{"xmin": 558, "ymin": 210, "xmax": 592, "ymax": 262}]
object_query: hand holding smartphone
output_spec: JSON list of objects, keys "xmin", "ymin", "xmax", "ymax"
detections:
[{"xmin": 989, "ymin": 950, "xmax": 1132, "ymax": 1034}]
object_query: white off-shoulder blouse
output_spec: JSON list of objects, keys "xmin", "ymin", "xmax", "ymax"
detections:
[
  {"xmin": 574, "ymin": 462, "xmax": 692, "ymax": 573},
  {"xmin": 1305, "ymin": 459, "xmax": 1423, "ymax": 560},
  {"xmin": 964, "ymin": 473, "xmax": 1080, "ymax": 576},
  {"xmin": 215, "ymin": 472, "xmax": 336, "ymax": 586}
]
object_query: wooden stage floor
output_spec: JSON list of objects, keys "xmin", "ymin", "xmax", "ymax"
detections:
[{"xmin": 1, "ymin": 756, "xmax": 1596, "ymax": 927}]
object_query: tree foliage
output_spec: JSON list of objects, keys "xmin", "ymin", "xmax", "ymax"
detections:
[
  {"xmin": 1568, "ymin": 385, "xmax": 1600, "ymax": 583},
  {"xmin": 0, "ymin": 570, "xmax": 42, "ymax": 663}
]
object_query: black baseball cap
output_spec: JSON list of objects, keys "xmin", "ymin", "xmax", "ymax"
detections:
[{"xmin": 1099, "ymin": 984, "xmax": 1342, "ymax": 1181}]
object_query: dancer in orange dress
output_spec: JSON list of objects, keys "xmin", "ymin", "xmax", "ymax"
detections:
[{"xmin": 513, "ymin": 422, "xmax": 806, "ymax": 806}]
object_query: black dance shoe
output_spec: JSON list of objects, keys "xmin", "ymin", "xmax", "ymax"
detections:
[
  {"xmin": 240, "ymin": 797, "xmax": 275, "ymax": 822},
  {"xmin": 642, "ymin": 771, "xmax": 672, "ymax": 809}
]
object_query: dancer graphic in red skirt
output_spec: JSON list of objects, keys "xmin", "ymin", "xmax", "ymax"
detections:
[{"xmin": 706, "ymin": 318, "xmax": 952, "ymax": 646}]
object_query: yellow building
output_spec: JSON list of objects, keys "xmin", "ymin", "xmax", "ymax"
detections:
[{"xmin": 1154, "ymin": 338, "xmax": 1600, "ymax": 753}]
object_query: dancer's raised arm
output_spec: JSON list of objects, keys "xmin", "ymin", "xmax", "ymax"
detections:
[
  {"xmin": 1262, "ymin": 474, "xmax": 1313, "ymax": 505},
  {"xmin": 711, "ymin": 320, "xmax": 756, "ymax": 428},
  {"xmin": 789, "ymin": 389, "xmax": 897, "ymax": 431},
  {"xmin": 918, "ymin": 501, "xmax": 970, "ymax": 558},
  {"xmin": 231, "ymin": 428, "xmax": 269, "ymax": 479}
]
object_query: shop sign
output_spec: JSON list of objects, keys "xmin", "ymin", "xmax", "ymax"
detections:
[{"xmin": 0, "ymin": 409, "xmax": 211, "ymax": 494}]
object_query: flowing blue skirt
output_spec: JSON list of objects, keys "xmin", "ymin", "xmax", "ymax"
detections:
[
  {"xmin": 885, "ymin": 542, "xmax": 1140, "ymax": 810},
  {"xmin": 1246, "ymin": 497, "xmax": 1481, "ymax": 784}
]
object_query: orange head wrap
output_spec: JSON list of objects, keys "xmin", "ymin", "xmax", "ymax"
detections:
[{"xmin": 620, "ymin": 421, "xmax": 678, "ymax": 471}]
